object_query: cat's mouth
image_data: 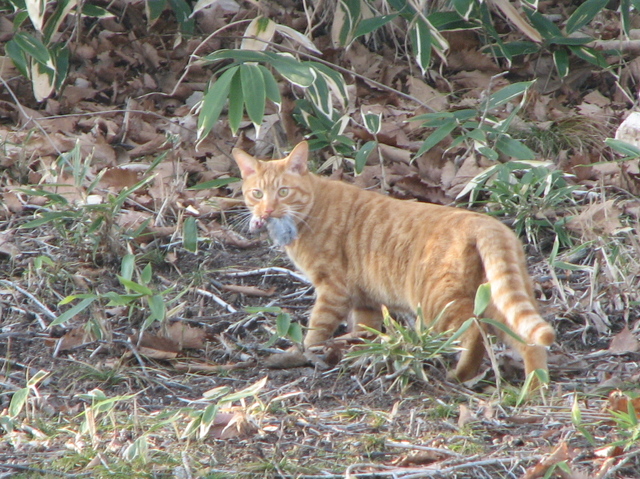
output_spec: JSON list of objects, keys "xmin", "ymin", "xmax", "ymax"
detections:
[
  {"xmin": 267, "ymin": 216, "xmax": 298, "ymax": 246},
  {"xmin": 250, "ymin": 214, "xmax": 298, "ymax": 246}
]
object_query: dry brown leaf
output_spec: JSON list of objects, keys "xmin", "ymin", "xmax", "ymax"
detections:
[
  {"xmin": 128, "ymin": 331, "xmax": 180, "ymax": 360},
  {"xmin": 99, "ymin": 167, "xmax": 142, "ymax": 190},
  {"xmin": 54, "ymin": 327, "xmax": 94, "ymax": 351},
  {"xmin": 209, "ymin": 410, "xmax": 256, "ymax": 439},
  {"xmin": 607, "ymin": 390, "xmax": 640, "ymax": 417},
  {"xmin": 406, "ymin": 77, "xmax": 448, "ymax": 112},
  {"xmin": 165, "ymin": 321, "xmax": 206, "ymax": 350},
  {"xmin": 608, "ymin": 326, "xmax": 640, "ymax": 354},
  {"xmin": 521, "ymin": 441, "xmax": 573, "ymax": 479},
  {"xmin": 566, "ymin": 200, "xmax": 623, "ymax": 240},
  {"xmin": 457, "ymin": 404, "xmax": 476, "ymax": 428},
  {"xmin": 221, "ymin": 283, "xmax": 277, "ymax": 297}
]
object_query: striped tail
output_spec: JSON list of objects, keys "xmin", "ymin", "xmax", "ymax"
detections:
[{"xmin": 476, "ymin": 227, "xmax": 555, "ymax": 346}]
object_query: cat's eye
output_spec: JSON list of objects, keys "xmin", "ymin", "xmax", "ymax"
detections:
[
  {"xmin": 278, "ymin": 187, "xmax": 289, "ymax": 197},
  {"xmin": 252, "ymin": 189, "xmax": 264, "ymax": 199}
]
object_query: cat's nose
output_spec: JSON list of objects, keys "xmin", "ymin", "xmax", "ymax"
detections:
[{"xmin": 262, "ymin": 208, "xmax": 274, "ymax": 217}]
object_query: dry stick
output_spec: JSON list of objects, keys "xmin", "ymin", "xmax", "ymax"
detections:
[
  {"xmin": 223, "ymin": 266, "xmax": 311, "ymax": 284},
  {"xmin": 0, "ymin": 76, "xmax": 64, "ymax": 157},
  {"xmin": 599, "ymin": 447, "xmax": 640, "ymax": 479},
  {"xmin": 385, "ymin": 440, "xmax": 463, "ymax": 458},
  {"xmin": 195, "ymin": 287, "xmax": 238, "ymax": 313},
  {"xmin": 0, "ymin": 279, "xmax": 56, "ymax": 328}
]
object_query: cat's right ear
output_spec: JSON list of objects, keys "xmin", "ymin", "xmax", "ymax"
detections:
[
  {"xmin": 232, "ymin": 149, "xmax": 258, "ymax": 178},
  {"xmin": 286, "ymin": 141, "xmax": 309, "ymax": 175}
]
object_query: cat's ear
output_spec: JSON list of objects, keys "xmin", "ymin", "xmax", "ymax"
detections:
[
  {"xmin": 232, "ymin": 148, "xmax": 259, "ymax": 178},
  {"xmin": 285, "ymin": 141, "xmax": 309, "ymax": 175}
]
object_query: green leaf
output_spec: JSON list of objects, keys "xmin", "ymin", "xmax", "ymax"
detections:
[
  {"xmin": 429, "ymin": 11, "xmax": 472, "ymax": 31},
  {"xmin": 485, "ymin": 81, "xmax": 534, "ymax": 111},
  {"xmin": 6, "ymin": 38, "xmax": 29, "ymax": 79},
  {"xmin": 197, "ymin": 66, "xmax": 239, "ymax": 141},
  {"xmin": 569, "ymin": 45, "xmax": 607, "ymax": 68},
  {"xmin": 287, "ymin": 323, "xmax": 303, "ymax": 344},
  {"xmin": 227, "ymin": 73, "xmax": 244, "ymax": 135},
  {"xmin": 355, "ymin": 140, "xmax": 377, "ymax": 174},
  {"xmin": 43, "ymin": 0, "xmax": 76, "ymax": 43},
  {"xmin": 270, "ymin": 53, "xmax": 315, "ymax": 87},
  {"xmin": 605, "ymin": 138, "xmax": 640, "ymax": 158},
  {"xmin": 258, "ymin": 65, "xmax": 281, "ymax": 108},
  {"xmin": 121, "ymin": 254, "xmax": 135, "ymax": 281},
  {"xmin": 9, "ymin": 388, "xmax": 30, "ymax": 418},
  {"xmin": 495, "ymin": 135, "xmax": 536, "ymax": 160},
  {"xmin": 473, "ymin": 283, "xmax": 491, "ymax": 317},
  {"xmin": 553, "ymin": 48, "xmax": 569, "ymax": 78},
  {"xmin": 11, "ymin": 31, "xmax": 52, "ymax": 67},
  {"xmin": 565, "ymin": 0, "xmax": 608, "ymax": 35},
  {"xmin": 240, "ymin": 63, "xmax": 266, "ymax": 129},
  {"xmin": 410, "ymin": 18, "xmax": 432, "ymax": 76},
  {"xmin": 353, "ymin": 14, "xmax": 398, "ymax": 39},
  {"xmin": 51, "ymin": 297, "xmax": 96, "ymax": 327},
  {"xmin": 547, "ymin": 36, "xmax": 593, "ymax": 46},
  {"xmin": 480, "ymin": 317, "xmax": 526, "ymax": 344},
  {"xmin": 141, "ymin": 262, "xmax": 153, "ymax": 285},
  {"xmin": 183, "ymin": 216, "xmax": 198, "ymax": 253},
  {"xmin": 416, "ymin": 118, "xmax": 457, "ymax": 156},
  {"xmin": 167, "ymin": 0, "xmax": 194, "ymax": 34},
  {"xmin": 451, "ymin": 0, "xmax": 475, "ymax": 20},
  {"xmin": 275, "ymin": 313, "xmax": 291, "ymax": 337},
  {"xmin": 526, "ymin": 9, "xmax": 562, "ymax": 40},
  {"xmin": 189, "ymin": 177, "xmax": 240, "ymax": 190},
  {"xmin": 81, "ymin": 4, "xmax": 115, "ymax": 17},
  {"xmin": 336, "ymin": 0, "xmax": 360, "ymax": 46},
  {"xmin": 118, "ymin": 276, "xmax": 154, "ymax": 296},
  {"xmin": 148, "ymin": 294, "xmax": 166, "ymax": 322},
  {"xmin": 26, "ymin": 370, "xmax": 49, "ymax": 388},
  {"xmin": 363, "ymin": 111, "xmax": 382, "ymax": 135},
  {"xmin": 145, "ymin": 0, "xmax": 165, "ymax": 23}
]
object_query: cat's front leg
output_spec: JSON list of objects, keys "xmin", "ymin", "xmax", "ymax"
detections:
[{"xmin": 303, "ymin": 285, "xmax": 351, "ymax": 348}]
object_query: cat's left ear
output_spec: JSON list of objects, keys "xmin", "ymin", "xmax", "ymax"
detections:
[
  {"xmin": 285, "ymin": 141, "xmax": 309, "ymax": 175},
  {"xmin": 232, "ymin": 148, "xmax": 259, "ymax": 178}
]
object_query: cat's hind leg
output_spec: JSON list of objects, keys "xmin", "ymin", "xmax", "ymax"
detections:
[
  {"xmin": 349, "ymin": 306, "xmax": 384, "ymax": 336},
  {"xmin": 434, "ymin": 298, "xmax": 486, "ymax": 382}
]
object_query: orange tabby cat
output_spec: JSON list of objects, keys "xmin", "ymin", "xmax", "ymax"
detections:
[{"xmin": 232, "ymin": 141, "xmax": 555, "ymax": 381}]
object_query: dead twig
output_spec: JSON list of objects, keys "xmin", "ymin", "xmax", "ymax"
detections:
[
  {"xmin": 223, "ymin": 267, "xmax": 311, "ymax": 284},
  {"xmin": 0, "ymin": 279, "xmax": 56, "ymax": 328},
  {"xmin": 195, "ymin": 287, "xmax": 238, "ymax": 313}
]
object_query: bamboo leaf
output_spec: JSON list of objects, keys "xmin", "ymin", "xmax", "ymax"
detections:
[
  {"xmin": 355, "ymin": 140, "xmax": 377, "ymax": 174},
  {"xmin": 240, "ymin": 63, "xmax": 266, "ymax": 133},
  {"xmin": 565, "ymin": 0, "xmax": 608, "ymax": 35},
  {"xmin": 197, "ymin": 66, "xmax": 238, "ymax": 141},
  {"xmin": 183, "ymin": 216, "xmax": 198, "ymax": 253},
  {"xmin": 51, "ymin": 297, "xmax": 96, "ymax": 327}
]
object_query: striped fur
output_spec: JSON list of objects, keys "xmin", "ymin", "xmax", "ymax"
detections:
[{"xmin": 232, "ymin": 142, "xmax": 555, "ymax": 381}]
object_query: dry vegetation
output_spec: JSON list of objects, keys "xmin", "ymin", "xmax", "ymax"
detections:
[{"xmin": 1, "ymin": 0, "xmax": 640, "ymax": 478}]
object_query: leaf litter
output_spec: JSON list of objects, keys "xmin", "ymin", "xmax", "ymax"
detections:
[{"xmin": 0, "ymin": 1, "xmax": 639, "ymax": 478}]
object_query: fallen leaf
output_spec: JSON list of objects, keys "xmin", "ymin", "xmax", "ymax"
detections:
[
  {"xmin": 608, "ymin": 326, "xmax": 640, "ymax": 354},
  {"xmin": 457, "ymin": 404, "xmax": 476, "ymax": 428},
  {"xmin": 221, "ymin": 283, "xmax": 277, "ymax": 297},
  {"xmin": 53, "ymin": 327, "xmax": 94, "ymax": 351},
  {"xmin": 521, "ymin": 441, "xmax": 573, "ymax": 479},
  {"xmin": 165, "ymin": 321, "xmax": 206, "ymax": 349}
]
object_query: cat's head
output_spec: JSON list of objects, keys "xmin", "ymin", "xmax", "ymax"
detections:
[{"xmin": 232, "ymin": 142, "xmax": 312, "ymax": 237}]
